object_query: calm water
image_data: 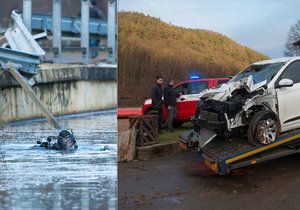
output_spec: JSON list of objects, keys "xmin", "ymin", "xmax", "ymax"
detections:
[{"xmin": 0, "ymin": 109, "xmax": 117, "ymax": 210}]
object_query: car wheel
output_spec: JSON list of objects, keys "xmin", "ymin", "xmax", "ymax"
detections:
[{"xmin": 247, "ymin": 110, "xmax": 280, "ymax": 145}]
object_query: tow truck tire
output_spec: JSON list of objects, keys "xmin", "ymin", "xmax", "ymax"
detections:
[{"xmin": 247, "ymin": 110, "xmax": 280, "ymax": 145}]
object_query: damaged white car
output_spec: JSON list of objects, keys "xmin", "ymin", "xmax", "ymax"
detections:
[{"xmin": 182, "ymin": 57, "xmax": 300, "ymax": 148}]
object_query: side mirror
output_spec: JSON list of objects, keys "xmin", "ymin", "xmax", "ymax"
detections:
[{"xmin": 278, "ymin": 78, "xmax": 293, "ymax": 87}]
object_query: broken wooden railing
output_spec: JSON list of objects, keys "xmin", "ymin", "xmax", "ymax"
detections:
[{"xmin": 129, "ymin": 115, "xmax": 159, "ymax": 146}]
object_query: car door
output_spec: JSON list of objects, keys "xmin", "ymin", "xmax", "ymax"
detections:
[
  {"xmin": 275, "ymin": 60, "xmax": 300, "ymax": 131},
  {"xmin": 175, "ymin": 81, "xmax": 208, "ymax": 121},
  {"xmin": 174, "ymin": 82, "xmax": 189, "ymax": 120}
]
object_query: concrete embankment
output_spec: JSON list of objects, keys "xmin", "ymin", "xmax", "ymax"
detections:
[{"xmin": 0, "ymin": 63, "xmax": 117, "ymax": 122}]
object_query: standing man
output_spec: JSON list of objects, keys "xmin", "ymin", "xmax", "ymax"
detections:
[
  {"xmin": 163, "ymin": 79, "xmax": 177, "ymax": 132},
  {"xmin": 151, "ymin": 76, "xmax": 164, "ymax": 133}
]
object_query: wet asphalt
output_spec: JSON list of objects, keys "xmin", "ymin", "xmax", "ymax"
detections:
[{"xmin": 119, "ymin": 151, "xmax": 300, "ymax": 210}]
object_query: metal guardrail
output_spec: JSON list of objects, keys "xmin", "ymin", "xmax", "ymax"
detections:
[
  {"xmin": 1, "ymin": 11, "xmax": 44, "ymax": 75},
  {"xmin": 21, "ymin": 0, "xmax": 116, "ymax": 64},
  {"xmin": 0, "ymin": 48, "xmax": 40, "ymax": 75},
  {"xmin": 28, "ymin": 13, "xmax": 109, "ymax": 36},
  {"xmin": 6, "ymin": 11, "xmax": 46, "ymax": 56}
]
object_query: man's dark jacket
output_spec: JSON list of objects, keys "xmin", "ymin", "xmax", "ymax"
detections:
[
  {"xmin": 163, "ymin": 84, "xmax": 177, "ymax": 106},
  {"xmin": 151, "ymin": 84, "xmax": 163, "ymax": 108}
]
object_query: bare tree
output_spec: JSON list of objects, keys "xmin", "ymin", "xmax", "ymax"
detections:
[{"xmin": 284, "ymin": 20, "xmax": 300, "ymax": 56}]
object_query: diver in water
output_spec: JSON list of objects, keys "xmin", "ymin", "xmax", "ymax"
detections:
[{"xmin": 36, "ymin": 130, "xmax": 78, "ymax": 151}]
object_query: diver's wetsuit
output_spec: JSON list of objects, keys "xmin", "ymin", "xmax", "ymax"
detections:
[{"xmin": 37, "ymin": 130, "xmax": 78, "ymax": 151}]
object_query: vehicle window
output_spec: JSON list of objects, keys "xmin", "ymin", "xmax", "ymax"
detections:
[
  {"xmin": 217, "ymin": 80, "xmax": 228, "ymax": 85},
  {"xmin": 230, "ymin": 62, "xmax": 285, "ymax": 84},
  {"xmin": 277, "ymin": 61, "xmax": 300, "ymax": 84},
  {"xmin": 175, "ymin": 83, "xmax": 188, "ymax": 95},
  {"xmin": 187, "ymin": 82, "xmax": 208, "ymax": 94}
]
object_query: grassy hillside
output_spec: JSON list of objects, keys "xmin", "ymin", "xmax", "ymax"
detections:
[{"xmin": 118, "ymin": 12, "xmax": 270, "ymax": 107}]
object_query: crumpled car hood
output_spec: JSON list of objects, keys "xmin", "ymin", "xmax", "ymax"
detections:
[{"xmin": 199, "ymin": 76, "xmax": 267, "ymax": 102}]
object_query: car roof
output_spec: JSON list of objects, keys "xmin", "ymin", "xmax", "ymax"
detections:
[
  {"xmin": 179, "ymin": 78, "xmax": 230, "ymax": 84},
  {"xmin": 252, "ymin": 56, "xmax": 300, "ymax": 65}
]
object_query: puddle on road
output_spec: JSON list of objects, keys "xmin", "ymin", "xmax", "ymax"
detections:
[{"xmin": 0, "ymin": 109, "xmax": 117, "ymax": 210}]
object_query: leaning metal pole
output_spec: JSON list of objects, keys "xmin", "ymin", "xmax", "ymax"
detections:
[
  {"xmin": 81, "ymin": 0, "xmax": 90, "ymax": 64},
  {"xmin": 6, "ymin": 64, "xmax": 62, "ymax": 130},
  {"xmin": 107, "ymin": 0, "xmax": 116, "ymax": 64},
  {"xmin": 23, "ymin": 0, "xmax": 32, "ymax": 32},
  {"xmin": 53, "ymin": 0, "xmax": 62, "ymax": 60}
]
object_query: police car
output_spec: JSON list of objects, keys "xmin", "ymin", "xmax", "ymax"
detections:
[{"xmin": 142, "ymin": 76, "xmax": 230, "ymax": 127}]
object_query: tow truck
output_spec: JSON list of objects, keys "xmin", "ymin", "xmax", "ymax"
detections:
[
  {"xmin": 195, "ymin": 130, "xmax": 300, "ymax": 175},
  {"xmin": 180, "ymin": 56, "xmax": 300, "ymax": 175}
]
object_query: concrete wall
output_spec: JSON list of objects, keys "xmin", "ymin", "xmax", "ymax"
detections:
[{"xmin": 0, "ymin": 64, "xmax": 117, "ymax": 122}]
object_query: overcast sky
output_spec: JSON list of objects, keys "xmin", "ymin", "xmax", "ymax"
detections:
[{"xmin": 119, "ymin": 0, "xmax": 300, "ymax": 58}]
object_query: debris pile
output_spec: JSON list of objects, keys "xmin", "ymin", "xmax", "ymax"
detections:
[{"xmin": 0, "ymin": 10, "xmax": 46, "ymax": 76}]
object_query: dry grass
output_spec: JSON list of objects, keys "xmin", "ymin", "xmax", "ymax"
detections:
[
  {"xmin": 158, "ymin": 123, "xmax": 193, "ymax": 144},
  {"xmin": 118, "ymin": 12, "xmax": 270, "ymax": 107}
]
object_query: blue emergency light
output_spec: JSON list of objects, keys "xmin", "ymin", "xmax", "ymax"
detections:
[{"xmin": 190, "ymin": 75, "xmax": 200, "ymax": 80}]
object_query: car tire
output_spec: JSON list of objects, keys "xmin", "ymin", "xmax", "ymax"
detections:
[{"xmin": 247, "ymin": 110, "xmax": 280, "ymax": 145}]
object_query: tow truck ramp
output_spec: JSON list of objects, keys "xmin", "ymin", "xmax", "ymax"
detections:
[{"xmin": 201, "ymin": 130, "xmax": 300, "ymax": 175}]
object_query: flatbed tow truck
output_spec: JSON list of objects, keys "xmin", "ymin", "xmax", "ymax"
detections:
[{"xmin": 184, "ymin": 130, "xmax": 300, "ymax": 175}]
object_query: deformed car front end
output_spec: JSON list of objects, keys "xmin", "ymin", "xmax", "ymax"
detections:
[
  {"xmin": 181, "ymin": 59, "xmax": 289, "ymax": 150},
  {"xmin": 196, "ymin": 75, "xmax": 270, "ymax": 134}
]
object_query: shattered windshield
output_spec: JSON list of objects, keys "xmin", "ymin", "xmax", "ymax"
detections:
[{"xmin": 230, "ymin": 62, "xmax": 286, "ymax": 84}]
